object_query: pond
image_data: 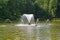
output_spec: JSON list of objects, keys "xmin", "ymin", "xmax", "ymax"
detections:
[{"xmin": 0, "ymin": 23, "xmax": 60, "ymax": 40}]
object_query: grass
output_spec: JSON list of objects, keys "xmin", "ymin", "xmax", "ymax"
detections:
[
  {"xmin": 51, "ymin": 18, "xmax": 60, "ymax": 24},
  {"xmin": 39, "ymin": 19, "xmax": 60, "ymax": 24}
]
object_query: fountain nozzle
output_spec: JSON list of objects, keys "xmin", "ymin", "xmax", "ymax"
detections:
[{"xmin": 28, "ymin": 23, "xmax": 31, "ymax": 25}]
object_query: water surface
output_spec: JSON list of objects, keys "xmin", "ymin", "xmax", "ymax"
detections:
[{"xmin": 0, "ymin": 23, "xmax": 60, "ymax": 40}]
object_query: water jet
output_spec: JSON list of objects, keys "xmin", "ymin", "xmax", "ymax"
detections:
[{"xmin": 21, "ymin": 14, "xmax": 35, "ymax": 24}]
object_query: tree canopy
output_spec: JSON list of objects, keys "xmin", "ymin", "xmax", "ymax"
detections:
[{"xmin": 0, "ymin": 0, "xmax": 59, "ymax": 22}]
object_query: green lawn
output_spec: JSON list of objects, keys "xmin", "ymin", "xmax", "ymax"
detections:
[{"xmin": 51, "ymin": 19, "xmax": 60, "ymax": 24}]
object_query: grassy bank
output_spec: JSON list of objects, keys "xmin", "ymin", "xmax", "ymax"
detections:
[{"xmin": 51, "ymin": 18, "xmax": 60, "ymax": 24}]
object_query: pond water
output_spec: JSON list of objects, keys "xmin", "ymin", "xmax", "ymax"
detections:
[{"xmin": 0, "ymin": 23, "xmax": 60, "ymax": 40}]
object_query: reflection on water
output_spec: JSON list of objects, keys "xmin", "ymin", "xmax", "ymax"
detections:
[
  {"xmin": 0, "ymin": 23, "xmax": 60, "ymax": 40},
  {"xmin": 36, "ymin": 24, "xmax": 51, "ymax": 40}
]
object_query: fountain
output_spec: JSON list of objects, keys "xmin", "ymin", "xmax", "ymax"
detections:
[
  {"xmin": 21, "ymin": 14, "xmax": 35, "ymax": 24},
  {"xmin": 15, "ymin": 14, "xmax": 52, "ymax": 40},
  {"xmin": 15, "ymin": 14, "xmax": 36, "ymax": 26}
]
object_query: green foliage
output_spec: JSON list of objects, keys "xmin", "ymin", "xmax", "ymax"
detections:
[
  {"xmin": 0, "ymin": 0, "xmax": 59, "ymax": 22},
  {"xmin": 55, "ymin": 0, "xmax": 60, "ymax": 18},
  {"xmin": 34, "ymin": 0, "xmax": 58, "ymax": 17}
]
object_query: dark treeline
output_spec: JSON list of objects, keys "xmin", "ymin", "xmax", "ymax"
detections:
[{"xmin": 0, "ymin": 0, "xmax": 60, "ymax": 22}]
